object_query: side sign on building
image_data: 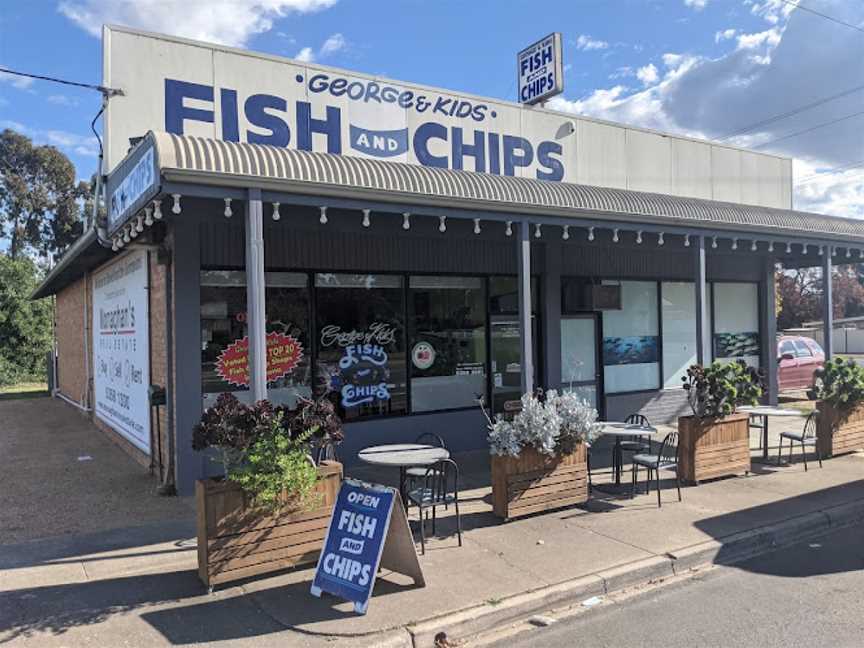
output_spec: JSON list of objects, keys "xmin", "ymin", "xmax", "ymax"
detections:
[
  {"xmin": 92, "ymin": 250, "xmax": 151, "ymax": 453},
  {"xmin": 106, "ymin": 136, "xmax": 159, "ymax": 236},
  {"xmin": 517, "ymin": 33, "xmax": 564, "ymax": 105},
  {"xmin": 311, "ymin": 480, "xmax": 424, "ymax": 614}
]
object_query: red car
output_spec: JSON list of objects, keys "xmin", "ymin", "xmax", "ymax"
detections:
[{"xmin": 778, "ymin": 335, "xmax": 825, "ymax": 392}]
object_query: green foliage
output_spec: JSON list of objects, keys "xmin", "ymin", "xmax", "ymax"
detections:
[
  {"xmin": 682, "ymin": 360, "xmax": 763, "ymax": 419},
  {"xmin": 227, "ymin": 414, "xmax": 320, "ymax": 512},
  {"xmin": 812, "ymin": 357, "xmax": 864, "ymax": 410},
  {"xmin": 0, "ymin": 255, "xmax": 52, "ymax": 386},
  {"xmin": 0, "ymin": 129, "xmax": 87, "ymax": 260}
]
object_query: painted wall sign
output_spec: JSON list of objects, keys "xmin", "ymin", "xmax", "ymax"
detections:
[
  {"xmin": 311, "ymin": 480, "xmax": 424, "ymax": 614},
  {"xmin": 517, "ymin": 33, "xmax": 563, "ymax": 105},
  {"xmin": 411, "ymin": 341, "xmax": 436, "ymax": 370},
  {"xmin": 92, "ymin": 250, "xmax": 151, "ymax": 453},
  {"xmin": 216, "ymin": 331, "xmax": 303, "ymax": 386}
]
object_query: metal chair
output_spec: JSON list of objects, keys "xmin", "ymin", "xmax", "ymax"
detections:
[
  {"xmin": 778, "ymin": 411, "xmax": 822, "ymax": 471},
  {"xmin": 407, "ymin": 458, "xmax": 462, "ymax": 555},
  {"xmin": 405, "ymin": 433, "xmax": 447, "ymax": 507},
  {"xmin": 615, "ymin": 413, "xmax": 652, "ymax": 482},
  {"xmin": 631, "ymin": 431, "xmax": 681, "ymax": 507}
]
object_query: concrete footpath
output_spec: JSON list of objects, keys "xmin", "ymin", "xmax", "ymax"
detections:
[{"xmin": 2, "ymin": 397, "xmax": 864, "ymax": 647}]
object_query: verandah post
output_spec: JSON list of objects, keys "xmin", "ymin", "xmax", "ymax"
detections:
[
  {"xmin": 518, "ymin": 221, "xmax": 534, "ymax": 394},
  {"xmin": 245, "ymin": 188, "xmax": 268, "ymax": 401}
]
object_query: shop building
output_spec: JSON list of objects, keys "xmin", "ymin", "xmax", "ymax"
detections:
[{"xmin": 34, "ymin": 26, "xmax": 864, "ymax": 495}]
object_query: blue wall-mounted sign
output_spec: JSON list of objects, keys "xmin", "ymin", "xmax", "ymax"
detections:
[
  {"xmin": 311, "ymin": 481, "xmax": 396, "ymax": 614},
  {"xmin": 106, "ymin": 137, "xmax": 159, "ymax": 235},
  {"xmin": 517, "ymin": 33, "xmax": 564, "ymax": 105}
]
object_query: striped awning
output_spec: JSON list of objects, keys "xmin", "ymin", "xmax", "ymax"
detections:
[{"xmin": 148, "ymin": 131, "xmax": 864, "ymax": 242}]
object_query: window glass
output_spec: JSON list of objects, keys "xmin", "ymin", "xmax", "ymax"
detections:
[
  {"xmin": 807, "ymin": 339, "xmax": 824, "ymax": 355},
  {"xmin": 661, "ymin": 282, "xmax": 697, "ymax": 389},
  {"xmin": 200, "ymin": 271, "xmax": 311, "ymax": 408},
  {"xmin": 779, "ymin": 340, "xmax": 796, "ymax": 356},
  {"xmin": 794, "ymin": 340, "xmax": 813, "ymax": 357},
  {"xmin": 602, "ymin": 281, "xmax": 659, "ymax": 393},
  {"xmin": 315, "ymin": 273, "xmax": 407, "ymax": 420},
  {"xmin": 713, "ymin": 283, "xmax": 760, "ymax": 368},
  {"xmin": 489, "ymin": 276, "xmax": 540, "ymax": 412},
  {"xmin": 409, "ymin": 276, "xmax": 486, "ymax": 412}
]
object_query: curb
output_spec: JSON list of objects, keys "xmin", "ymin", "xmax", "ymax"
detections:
[{"xmin": 359, "ymin": 497, "xmax": 864, "ymax": 648}]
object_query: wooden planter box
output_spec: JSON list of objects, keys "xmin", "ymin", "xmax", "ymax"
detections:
[
  {"xmin": 195, "ymin": 461, "xmax": 342, "ymax": 589},
  {"xmin": 491, "ymin": 445, "xmax": 588, "ymax": 521},
  {"xmin": 816, "ymin": 401, "xmax": 864, "ymax": 458},
  {"xmin": 678, "ymin": 413, "xmax": 750, "ymax": 484}
]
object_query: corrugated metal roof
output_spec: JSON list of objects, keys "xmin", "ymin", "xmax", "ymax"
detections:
[{"xmin": 152, "ymin": 131, "xmax": 864, "ymax": 241}]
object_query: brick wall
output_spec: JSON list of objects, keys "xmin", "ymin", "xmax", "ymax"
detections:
[
  {"xmin": 148, "ymin": 253, "xmax": 171, "ymax": 481},
  {"xmin": 55, "ymin": 276, "xmax": 90, "ymax": 406}
]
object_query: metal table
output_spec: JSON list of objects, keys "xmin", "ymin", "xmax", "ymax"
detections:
[
  {"xmin": 596, "ymin": 422, "xmax": 657, "ymax": 492},
  {"xmin": 357, "ymin": 443, "xmax": 450, "ymax": 509},
  {"xmin": 738, "ymin": 406, "xmax": 809, "ymax": 460}
]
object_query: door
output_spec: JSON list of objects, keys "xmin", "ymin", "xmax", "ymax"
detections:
[
  {"xmin": 777, "ymin": 339, "xmax": 799, "ymax": 391},
  {"xmin": 489, "ymin": 314, "xmax": 539, "ymax": 412},
  {"xmin": 560, "ymin": 314, "xmax": 602, "ymax": 411}
]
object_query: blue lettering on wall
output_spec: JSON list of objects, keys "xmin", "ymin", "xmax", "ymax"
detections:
[
  {"xmin": 349, "ymin": 126, "xmax": 408, "ymax": 157},
  {"xmin": 162, "ymin": 78, "xmax": 568, "ymax": 181}
]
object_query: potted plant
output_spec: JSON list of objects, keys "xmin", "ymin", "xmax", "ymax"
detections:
[
  {"xmin": 812, "ymin": 357, "xmax": 864, "ymax": 457},
  {"xmin": 678, "ymin": 360, "xmax": 763, "ymax": 484},
  {"xmin": 488, "ymin": 389, "xmax": 600, "ymax": 521},
  {"xmin": 193, "ymin": 393, "xmax": 344, "ymax": 590}
]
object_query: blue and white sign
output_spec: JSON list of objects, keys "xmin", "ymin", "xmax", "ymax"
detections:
[
  {"xmin": 107, "ymin": 143, "xmax": 157, "ymax": 235},
  {"xmin": 311, "ymin": 481, "xmax": 396, "ymax": 614},
  {"xmin": 517, "ymin": 33, "xmax": 564, "ymax": 105}
]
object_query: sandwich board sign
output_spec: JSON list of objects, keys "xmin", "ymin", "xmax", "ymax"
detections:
[
  {"xmin": 311, "ymin": 480, "xmax": 424, "ymax": 614},
  {"xmin": 517, "ymin": 32, "xmax": 564, "ymax": 105}
]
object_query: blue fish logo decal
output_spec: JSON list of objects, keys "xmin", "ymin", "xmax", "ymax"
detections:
[{"xmin": 349, "ymin": 125, "xmax": 409, "ymax": 157}]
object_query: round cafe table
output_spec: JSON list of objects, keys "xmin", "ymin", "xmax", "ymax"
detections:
[
  {"xmin": 596, "ymin": 422, "xmax": 658, "ymax": 492},
  {"xmin": 738, "ymin": 406, "xmax": 809, "ymax": 461},
  {"xmin": 357, "ymin": 443, "xmax": 450, "ymax": 509}
]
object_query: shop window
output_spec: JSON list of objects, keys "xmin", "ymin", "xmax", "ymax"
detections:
[
  {"xmin": 661, "ymin": 282, "xmax": 696, "ymax": 389},
  {"xmin": 315, "ymin": 273, "xmax": 407, "ymax": 420},
  {"xmin": 602, "ymin": 281, "xmax": 660, "ymax": 393},
  {"xmin": 200, "ymin": 271, "xmax": 311, "ymax": 408},
  {"xmin": 713, "ymin": 282, "xmax": 760, "ymax": 367},
  {"xmin": 409, "ymin": 276, "xmax": 486, "ymax": 412},
  {"xmin": 489, "ymin": 277, "xmax": 540, "ymax": 412}
]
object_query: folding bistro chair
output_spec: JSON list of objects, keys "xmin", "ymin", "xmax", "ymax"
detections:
[
  {"xmin": 407, "ymin": 458, "xmax": 462, "ymax": 555},
  {"xmin": 631, "ymin": 431, "xmax": 681, "ymax": 507},
  {"xmin": 778, "ymin": 411, "xmax": 822, "ymax": 471}
]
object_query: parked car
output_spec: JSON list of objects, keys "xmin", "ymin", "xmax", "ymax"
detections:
[{"xmin": 777, "ymin": 335, "xmax": 825, "ymax": 393}]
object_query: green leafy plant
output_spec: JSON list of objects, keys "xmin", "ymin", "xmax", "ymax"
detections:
[
  {"xmin": 812, "ymin": 357, "xmax": 864, "ymax": 410},
  {"xmin": 682, "ymin": 360, "xmax": 763, "ymax": 419},
  {"xmin": 227, "ymin": 413, "xmax": 321, "ymax": 512}
]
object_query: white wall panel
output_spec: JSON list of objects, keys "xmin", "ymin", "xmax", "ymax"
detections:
[
  {"xmin": 575, "ymin": 120, "xmax": 627, "ymax": 189},
  {"xmin": 672, "ymin": 139, "xmax": 713, "ymax": 200},
  {"xmin": 711, "ymin": 146, "xmax": 742, "ymax": 204},
  {"xmin": 626, "ymin": 129, "xmax": 672, "ymax": 194}
]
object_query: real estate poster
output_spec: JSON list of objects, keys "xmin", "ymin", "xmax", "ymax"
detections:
[{"xmin": 92, "ymin": 249, "xmax": 151, "ymax": 453}]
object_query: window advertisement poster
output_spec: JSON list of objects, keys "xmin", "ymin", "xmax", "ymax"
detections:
[
  {"xmin": 92, "ymin": 250, "xmax": 151, "ymax": 453},
  {"xmin": 311, "ymin": 481, "xmax": 396, "ymax": 614}
]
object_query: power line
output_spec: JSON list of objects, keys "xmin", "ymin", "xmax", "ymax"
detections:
[
  {"xmin": 0, "ymin": 67, "xmax": 122, "ymax": 96},
  {"xmin": 778, "ymin": 0, "xmax": 864, "ymax": 35},
  {"xmin": 795, "ymin": 159, "xmax": 864, "ymax": 185},
  {"xmin": 719, "ymin": 83, "xmax": 864, "ymax": 140},
  {"xmin": 755, "ymin": 109, "xmax": 864, "ymax": 150}
]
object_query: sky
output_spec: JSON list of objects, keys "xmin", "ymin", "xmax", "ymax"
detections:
[{"xmin": 1, "ymin": 0, "xmax": 862, "ymax": 219}]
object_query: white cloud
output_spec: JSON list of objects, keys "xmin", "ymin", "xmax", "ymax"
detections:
[
  {"xmin": 715, "ymin": 28, "xmax": 737, "ymax": 43},
  {"xmin": 636, "ymin": 63, "xmax": 659, "ymax": 86},
  {"xmin": 546, "ymin": 1, "xmax": 864, "ymax": 218},
  {"xmin": 609, "ymin": 66, "xmax": 634, "ymax": 80},
  {"xmin": 684, "ymin": 0, "xmax": 709, "ymax": 10},
  {"xmin": 47, "ymin": 94, "xmax": 79, "ymax": 107},
  {"xmin": 0, "ymin": 66, "xmax": 34, "ymax": 90},
  {"xmin": 58, "ymin": 0, "xmax": 338, "ymax": 48},
  {"xmin": 575, "ymin": 34, "xmax": 608, "ymax": 51},
  {"xmin": 0, "ymin": 119, "xmax": 99, "ymax": 157},
  {"xmin": 319, "ymin": 32, "xmax": 346, "ymax": 56},
  {"xmin": 295, "ymin": 46, "xmax": 315, "ymax": 62}
]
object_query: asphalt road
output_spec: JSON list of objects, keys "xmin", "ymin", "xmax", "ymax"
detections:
[{"xmin": 492, "ymin": 522, "xmax": 864, "ymax": 648}]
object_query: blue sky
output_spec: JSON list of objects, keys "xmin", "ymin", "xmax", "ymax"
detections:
[{"xmin": 1, "ymin": 0, "xmax": 862, "ymax": 218}]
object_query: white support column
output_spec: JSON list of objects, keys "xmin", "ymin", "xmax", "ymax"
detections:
[
  {"xmin": 518, "ymin": 221, "xmax": 534, "ymax": 394},
  {"xmin": 823, "ymin": 251, "xmax": 833, "ymax": 361},
  {"xmin": 694, "ymin": 235, "xmax": 709, "ymax": 366},
  {"xmin": 245, "ymin": 188, "xmax": 268, "ymax": 401}
]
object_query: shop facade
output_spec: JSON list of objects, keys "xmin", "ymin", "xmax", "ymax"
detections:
[{"xmin": 34, "ymin": 26, "xmax": 864, "ymax": 495}]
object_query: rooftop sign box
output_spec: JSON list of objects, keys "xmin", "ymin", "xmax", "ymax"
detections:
[
  {"xmin": 102, "ymin": 25, "xmax": 792, "ymax": 209},
  {"xmin": 517, "ymin": 33, "xmax": 564, "ymax": 105}
]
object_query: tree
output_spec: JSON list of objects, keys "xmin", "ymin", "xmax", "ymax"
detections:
[
  {"xmin": 0, "ymin": 129, "xmax": 88, "ymax": 261},
  {"xmin": 0, "ymin": 254, "xmax": 53, "ymax": 386},
  {"xmin": 776, "ymin": 264, "xmax": 864, "ymax": 330}
]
